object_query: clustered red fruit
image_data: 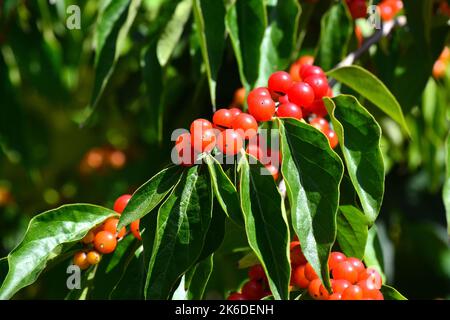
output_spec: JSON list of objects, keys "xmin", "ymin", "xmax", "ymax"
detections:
[
  {"xmin": 175, "ymin": 60, "xmax": 339, "ymax": 170},
  {"xmin": 378, "ymin": 0, "xmax": 403, "ymax": 21},
  {"xmin": 433, "ymin": 47, "xmax": 449, "ymax": 79},
  {"xmin": 227, "ymin": 240, "xmax": 383, "ymax": 300},
  {"xmin": 72, "ymin": 194, "xmax": 142, "ymax": 270},
  {"xmin": 345, "ymin": 0, "xmax": 368, "ymax": 20}
]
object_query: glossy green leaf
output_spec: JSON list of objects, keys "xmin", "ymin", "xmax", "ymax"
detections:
[
  {"xmin": 327, "ymin": 65, "xmax": 410, "ymax": 135},
  {"xmin": 381, "ymin": 285, "xmax": 407, "ymax": 300},
  {"xmin": 184, "ymin": 254, "xmax": 214, "ymax": 300},
  {"xmin": 336, "ymin": 206, "xmax": 368, "ymax": 259},
  {"xmin": 157, "ymin": 0, "xmax": 192, "ymax": 66},
  {"xmin": 0, "ymin": 204, "xmax": 117, "ymax": 299},
  {"xmin": 315, "ymin": 1, "xmax": 352, "ymax": 71},
  {"xmin": 255, "ymin": 0, "xmax": 300, "ymax": 86},
  {"xmin": 238, "ymin": 251, "xmax": 260, "ymax": 269},
  {"xmin": 226, "ymin": 0, "xmax": 267, "ymax": 90},
  {"xmin": 205, "ymin": 155, "xmax": 242, "ymax": 225},
  {"xmin": 444, "ymin": 134, "xmax": 450, "ymax": 236},
  {"xmin": 118, "ymin": 166, "xmax": 183, "ymax": 229},
  {"xmin": 84, "ymin": 0, "xmax": 142, "ymax": 122},
  {"xmin": 279, "ymin": 118, "xmax": 344, "ymax": 290},
  {"xmin": 363, "ymin": 225, "xmax": 386, "ymax": 282},
  {"xmin": 193, "ymin": 0, "xmax": 226, "ymax": 107},
  {"xmin": 238, "ymin": 154, "xmax": 290, "ymax": 300},
  {"xmin": 324, "ymin": 95, "xmax": 385, "ymax": 224},
  {"xmin": 145, "ymin": 166, "xmax": 213, "ymax": 299}
]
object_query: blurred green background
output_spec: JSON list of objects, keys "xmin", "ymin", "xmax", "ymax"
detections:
[{"xmin": 0, "ymin": 0, "xmax": 449, "ymax": 299}]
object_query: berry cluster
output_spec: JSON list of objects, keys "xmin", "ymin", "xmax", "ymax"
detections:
[
  {"xmin": 175, "ymin": 61, "xmax": 338, "ymax": 170},
  {"xmin": 72, "ymin": 194, "xmax": 141, "ymax": 270},
  {"xmin": 433, "ymin": 47, "xmax": 450, "ymax": 79},
  {"xmin": 346, "ymin": 0, "xmax": 368, "ymax": 20},
  {"xmin": 378, "ymin": 0, "xmax": 403, "ymax": 21},
  {"xmin": 227, "ymin": 265, "xmax": 272, "ymax": 300}
]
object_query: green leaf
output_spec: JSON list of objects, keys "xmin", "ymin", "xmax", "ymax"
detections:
[
  {"xmin": 184, "ymin": 254, "xmax": 214, "ymax": 300},
  {"xmin": 444, "ymin": 134, "xmax": 450, "ymax": 236},
  {"xmin": 324, "ymin": 95, "xmax": 385, "ymax": 224},
  {"xmin": 145, "ymin": 166, "xmax": 213, "ymax": 299},
  {"xmin": 363, "ymin": 225, "xmax": 386, "ymax": 282},
  {"xmin": 381, "ymin": 285, "xmax": 407, "ymax": 300},
  {"xmin": 255, "ymin": 0, "xmax": 301, "ymax": 87},
  {"xmin": 205, "ymin": 155, "xmax": 243, "ymax": 225},
  {"xmin": 0, "ymin": 204, "xmax": 117, "ymax": 299},
  {"xmin": 315, "ymin": 1, "xmax": 352, "ymax": 71},
  {"xmin": 238, "ymin": 251, "xmax": 260, "ymax": 269},
  {"xmin": 279, "ymin": 118, "xmax": 344, "ymax": 290},
  {"xmin": 327, "ymin": 65, "xmax": 410, "ymax": 135},
  {"xmin": 225, "ymin": 0, "xmax": 267, "ymax": 90},
  {"xmin": 84, "ymin": 0, "xmax": 142, "ymax": 123},
  {"xmin": 118, "ymin": 165, "xmax": 183, "ymax": 229},
  {"xmin": 238, "ymin": 154, "xmax": 290, "ymax": 300},
  {"xmin": 157, "ymin": 0, "xmax": 192, "ymax": 66},
  {"xmin": 193, "ymin": 0, "xmax": 226, "ymax": 107},
  {"xmin": 336, "ymin": 206, "xmax": 368, "ymax": 259}
]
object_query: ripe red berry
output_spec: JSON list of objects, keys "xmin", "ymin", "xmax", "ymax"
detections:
[
  {"xmin": 73, "ymin": 251, "xmax": 90, "ymax": 270},
  {"xmin": 228, "ymin": 107, "xmax": 242, "ymax": 119},
  {"xmin": 331, "ymin": 279, "xmax": 351, "ymax": 294},
  {"xmin": 332, "ymin": 261, "xmax": 359, "ymax": 284},
  {"xmin": 232, "ymin": 113, "xmax": 258, "ymax": 139},
  {"xmin": 94, "ymin": 231, "xmax": 117, "ymax": 254},
  {"xmin": 329, "ymin": 252, "xmax": 347, "ymax": 272},
  {"xmin": 241, "ymin": 280, "xmax": 265, "ymax": 300},
  {"xmin": 191, "ymin": 128, "xmax": 216, "ymax": 153},
  {"xmin": 228, "ymin": 292, "xmax": 248, "ymax": 300},
  {"xmin": 346, "ymin": 257, "xmax": 365, "ymax": 274},
  {"xmin": 268, "ymin": 71, "xmax": 293, "ymax": 94},
  {"xmin": 175, "ymin": 133, "xmax": 196, "ymax": 167},
  {"xmin": 290, "ymin": 241, "xmax": 307, "ymax": 266},
  {"xmin": 130, "ymin": 219, "xmax": 141, "ymax": 240},
  {"xmin": 304, "ymin": 262, "xmax": 318, "ymax": 281},
  {"xmin": 216, "ymin": 129, "xmax": 243, "ymax": 156},
  {"xmin": 213, "ymin": 109, "xmax": 234, "ymax": 128},
  {"xmin": 379, "ymin": 2, "xmax": 395, "ymax": 21},
  {"xmin": 82, "ymin": 230, "xmax": 95, "ymax": 244},
  {"xmin": 86, "ymin": 250, "xmax": 101, "ymax": 265},
  {"xmin": 341, "ymin": 285, "xmax": 363, "ymax": 300},
  {"xmin": 232, "ymin": 87, "xmax": 246, "ymax": 107},
  {"xmin": 348, "ymin": 0, "xmax": 367, "ymax": 19},
  {"xmin": 328, "ymin": 293, "xmax": 342, "ymax": 300},
  {"xmin": 358, "ymin": 268, "xmax": 382, "ymax": 290},
  {"xmin": 264, "ymin": 164, "xmax": 279, "ymax": 181},
  {"xmin": 298, "ymin": 55, "xmax": 314, "ymax": 66},
  {"xmin": 309, "ymin": 117, "xmax": 330, "ymax": 133},
  {"xmin": 303, "ymin": 75, "xmax": 329, "ymax": 98},
  {"xmin": 326, "ymin": 130, "xmax": 339, "ymax": 149},
  {"xmin": 287, "ymin": 82, "xmax": 315, "ymax": 108},
  {"xmin": 103, "ymin": 218, "xmax": 126, "ymax": 239},
  {"xmin": 300, "ymin": 65, "xmax": 325, "ymax": 81},
  {"xmin": 289, "ymin": 62, "xmax": 302, "ymax": 82},
  {"xmin": 190, "ymin": 118, "xmax": 213, "ymax": 134},
  {"xmin": 248, "ymin": 94, "xmax": 276, "ymax": 122},
  {"xmin": 246, "ymin": 141, "xmax": 269, "ymax": 164},
  {"xmin": 278, "ymin": 95, "xmax": 290, "ymax": 104},
  {"xmin": 276, "ymin": 103, "xmax": 303, "ymax": 120},
  {"xmin": 292, "ymin": 265, "xmax": 310, "ymax": 289},
  {"xmin": 248, "ymin": 264, "xmax": 266, "ymax": 281},
  {"xmin": 308, "ymin": 99, "xmax": 328, "ymax": 117},
  {"xmin": 113, "ymin": 194, "xmax": 132, "ymax": 214},
  {"xmin": 308, "ymin": 279, "xmax": 330, "ymax": 300}
]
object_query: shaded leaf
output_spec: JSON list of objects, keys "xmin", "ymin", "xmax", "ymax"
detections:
[
  {"xmin": 363, "ymin": 225, "xmax": 386, "ymax": 282},
  {"xmin": 381, "ymin": 285, "xmax": 407, "ymax": 300},
  {"xmin": 336, "ymin": 205, "xmax": 368, "ymax": 259},
  {"xmin": 184, "ymin": 254, "xmax": 214, "ymax": 300},
  {"xmin": 444, "ymin": 134, "xmax": 450, "ymax": 236}
]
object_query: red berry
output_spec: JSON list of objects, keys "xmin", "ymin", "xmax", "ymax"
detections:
[
  {"xmin": 308, "ymin": 279, "xmax": 330, "ymax": 300},
  {"xmin": 113, "ymin": 194, "xmax": 132, "ymax": 214},
  {"xmin": 328, "ymin": 293, "xmax": 342, "ymax": 300},
  {"xmin": 175, "ymin": 133, "xmax": 196, "ymax": 166},
  {"xmin": 130, "ymin": 219, "xmax": 141, "ymax": 240},
  {"xmin": 292, "ymin": 265, "xmax": 310, "ymax": 289},
  {"xmin": 264, "ymin": 164, "xmax": 279, "ymax": 181},
  {"xmin": 308, "ymin": 99, "xmax": 328, "ymax": 117},
  {"xmin": 82, "ymin": 230, "xmax": 95, "ymax": 244},
  {"xmin": 73, "ymin": 251, "xmax": 90, "ymax": 270},
  {"xmin": 298, "ymin": 55, "xmax": 314, "ymax": 66},
  {"xmin": 304, "ymin": 262, "xmax": 318, "ymax": 281},
  {"xmin": 241, "ymin": 280, "xmax": 265, "ymax": 300},
  {"xmin": 300, "ymin": 65, "xmax": 325, "ymax": 80},
  {"xmin": 248, "ymin": 94, "xmax": 276, "ymax": 122},
  {"xmin": 248, "ymin": 264, "xmax": 266, "ymax": 281},
  {"xmin": 278, "ymin": 95, "xmax": 290, "ymax": 104},
  {"xmin": 232, "ymin": 87, "xmax": 246, "ymax": 107},
  {"xmin": 213, "ymin": 109, "xmax": 234, "ymax": 128},
  {"xmin": 191, "ymin": 128, "xmax": 216, "ymax": 153},
  {"xmin": 326, "ymin": 130, "xmax": 339, "ymax": 149},
  {"xmin": 216, "ymin": 129, "xmax": 243, "ymax": 156},
  {"xmin": 232, "ymin": 113, "xmax": 258, "ymax": 139},
  {"xmin": 331, "ymin": 279, "xmax": 351, "ymax": 294},
  {"xmin": 309, "ymin": 117, "xmax": 330, "ymax": 133},
  {"xmin": 358, "ymin": 268, "xmax": 382, "ymax": 290},
  {"xmin": 289, "ymin": 62, "xmax": 302, "ymax": 82},
  {"xmin": 328, "ymin": 252, "xmax": 347, "ymax": 271},
  {"xmin": 268, "ymin": 71, "xmax": 293, "ymax": 94},
  {"xmin": 228, "ymin": 107, "xmax": 242, "ymax": 119},
  {"xmin": 190, "ymin": 118, "xmax": 213, "ymax": 134},
  {"xmin": 346, "ymin": 257, "xmax": 365, "ymax": 274},
  {"xmin": 290, "ymin": 241, "xmax": 307, "ymax": 265},
  {"xmin": 349, "ymin": 0, "xmax": 367, "ymax": 19},
  {"xmin": 341, "ymin": 285, "xmax": 363, "ymax": 300},
  {"xmin": 287, "ymin": 82, "xmax": 315, "ymax": 108},
  {"xmin": 246, "ymin": 141, "xmax": 269, "ymax": 164},
  {"xmin": 94, "ymin": 231, "xmax": 117, "ymax": 254},
  {"xmin": 86, "ymin": 250, "xmax": 101, "ymax": 265},
  {"xmin": 379, "ymin": 3, "xmax": 394, "ymax": 21},
  {"xmin": 228, "ymin": 292, "xmax": 248, "ymax": 300},
  {"xmin": 332, "ymin": 261, "xmax": 359, "ymax": 284},
  {"xmin": 303, "ymin": 75, "xmax": 329, "ymax": 99},
  {"xmin": 276, "ymin": 103, "xmax": 303, "ymax": 120},
  {"xmin": 103, "ymin": 218, "xmax": 126, "ymax": 239}
]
